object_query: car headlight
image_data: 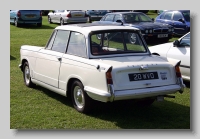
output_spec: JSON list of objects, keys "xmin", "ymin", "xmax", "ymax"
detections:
[
  {"xmin": 145, "ymin": 30, "xmax": 148, "ymax": 33},
  {"xmin": 149, "ymin": 29, "xmax": 153, "ymax": 33}
]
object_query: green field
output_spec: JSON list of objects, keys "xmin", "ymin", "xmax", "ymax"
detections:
[{"xmin": 10, "ymin": 14, "xmax": 190, "ymax": 129}]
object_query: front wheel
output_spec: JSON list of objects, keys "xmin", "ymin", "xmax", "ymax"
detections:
[
  {"xmin": 60, "ymin": 18, "xmax": 65, "ymax": 26},
  {"xmin": 71, "ymin": 80, "xmax": 93, "ymax": 113},
  {"xmin": 14, "ymin": 19, "xmax": 20, "ymax": 27},
  {"xmin": 48, "ymin": 16, "xmax": 52, "ymax": 24},
  {"xmin": 23, "ymin": 62, "xmax": 36, "ymax": 88}
]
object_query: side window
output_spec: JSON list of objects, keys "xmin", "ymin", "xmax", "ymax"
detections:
[
  {"xmin": 46, "ymin": 30, "xmax": 57, "ymax": 50},
  {"xmin": 113, "ymin": 14, "xmax": 122, "ymax": 22},
  {"xmin": 173, "ymin": 12, "xmax": 183, "ymax": 21},
  {"xmin": 51, "ymin": 30, "xmax": 70, "ymax": 53},
  {"xmin": 104, "ymin": 14, "xmax": 115, "ymax": 21},
  {"xmin": 180, "ymin": 33, "xmax": 190, "ymax": 47},
  {"xmin": 160, "ymin": 13, "xmax": 165, "ymax": 19},
  {"xmin": 164, "ymin": 12, "xmax": 173, "ymax": 20},
  {"xmin": 67, "ymin": 32, "xmax": 87, "ymax": 57}
]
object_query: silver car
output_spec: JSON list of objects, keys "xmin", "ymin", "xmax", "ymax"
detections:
[{"xmin": 48, "ymin": 10, "xmax": 88, "ymax": 25}]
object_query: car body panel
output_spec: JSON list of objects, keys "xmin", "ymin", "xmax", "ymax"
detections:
[
  {"xmin": 48, "ymin": 10, "xmax": 88, "ymax": 24},
  {"xmin": 19, "ymin": 23, "xmax": 185, "ymax": 105},
  {"xmin": 155, "ymin": 10, "xmax": 190, "ymax": 35},
  {"xmin": 149, "ymin": 32, "xmax": 190, "ymax": 81},
  {"xmin": 94, "ymin": 12, "xmax": 174, "ymax": 42},
  {"xmin": 10, "ymin": 10, "xmax": 42, "ymax": 26}
]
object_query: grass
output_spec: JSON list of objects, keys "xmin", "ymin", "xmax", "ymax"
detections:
[{"xmin": 10, "ymin": 14, "xmax": 190, "ymax": 129}]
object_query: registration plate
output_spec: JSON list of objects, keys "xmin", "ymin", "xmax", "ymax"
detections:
[
  {"xmin": 128, "ymin": 72, "xmax": 159, "ymax": 81},
  {"xmin": 74, "ymin": 14, "xmax": 82, "ymax": 16},
  {"xmin": 158, "ymin": 34, "xmax": 168, "ymax": 38}
]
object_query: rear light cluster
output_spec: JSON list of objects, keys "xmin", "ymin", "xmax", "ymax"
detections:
[
  {"xmin": 175, "ymin": 62, "xmax": 182, "ymax": 78},
  {"xmin": 17, "ymin": 11, "xmax": 21, "ymax": 17},
  {"xmin": 106, "ymin": 67, "xmax": 113, "ymax": 84},
  {"xmin": 66, "ymin": 13, "xmax": 71, "ymax": 17},
  {"xmin": 40, "ymin": 11, "xmax": 42, "ymax": 16}
]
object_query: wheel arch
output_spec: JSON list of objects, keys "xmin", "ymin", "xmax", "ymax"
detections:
[{"xmin": 66, "ymin": 77, "xmax": 83, "ymax": 97}]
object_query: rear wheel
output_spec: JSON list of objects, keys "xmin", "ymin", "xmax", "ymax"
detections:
[
  {"xmin": 60, "ymin": 18, "xmax": 65, "ymax": 26},
  {"xmin": 48, "ymin": 16, "xmax": 52, "ymax": 24},
  {"xmin": 128, "ymin": 33, "xmax": 137, "ymax": 44},
  {"xmin": 71, "ymin": 80, "xmax": 93, "ymax": 113},
  {"xmin": 14, "ymin": 19, "xmax": 19, "ymax": 27},
  {"xmin": 23, "ymin": 62, "xmax": 36, "ymax": 88}
]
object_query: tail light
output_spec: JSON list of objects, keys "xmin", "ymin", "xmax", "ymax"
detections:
[
  {"xmin": 67, "ymin": 13, "xmax": 71, "ymax": 17},
  {"xmin": 17, "ymin": 11, "xmax": 21, "ymax": 17},
  {"xmin": 106, "ymin": 67, "xmax": 113, "ymax": 84},
  {"xmin": 175, "ymin": 61, "xmax": 182, "ymax": 78}
]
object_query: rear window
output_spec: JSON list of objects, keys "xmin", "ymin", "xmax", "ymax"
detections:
[{"xmin": 90, "ymin": 30, "xmax": 147, "ymax": 56}]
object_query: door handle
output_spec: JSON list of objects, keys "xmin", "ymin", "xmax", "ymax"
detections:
[{"xmin": 57, "ymin": 57, "xmax": 62, "ymax": 61}]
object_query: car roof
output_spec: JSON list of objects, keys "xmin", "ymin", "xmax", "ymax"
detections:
[
  {"xmin": 55, "ymin": 23, "xmax": 139, "ymax": 35},
  {"xmin": 163, "ymin": 10, "xmax": 190, "ymax": 13}
]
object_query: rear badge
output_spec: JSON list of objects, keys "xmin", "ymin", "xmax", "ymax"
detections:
[{"xmin": 160, "ymin": 72, "xmax": 167, "ymax": 80}]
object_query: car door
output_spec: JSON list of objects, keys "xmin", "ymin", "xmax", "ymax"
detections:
[
  {"xmin": 172, "ymin": 12, "xmax": 188, "ymax": 35},
  {"xmin": 34, "ymin": 30, "xmax": 70, "ymax": 87},
  {"xmin": 167, "ymin": 33, "xmax": 190, "ymax": 79}
]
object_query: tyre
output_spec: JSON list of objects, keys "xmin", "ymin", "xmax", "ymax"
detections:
[
  {"xmin": 88, "ymin": 16, "xmax": 92, "ymax": 23},
  {"xmin": 48, "ymin": 16, "xmax": 52, "ymax": 24},
  {"xmin": 60, "ymin": 18, "xmax": 65, "ymax": 26},
  {"xmin": 71, "ymin": 80, "xmax": 93, "ymax": 113},
  {"xmin": 14, "ymin": 19, "xmax": 20, "ymax": 27},
  {"xmin": 23, "ymin": 62, "xmax": 36, "ymax": 88},
  {"xmin": 37, "ymin": 23, "xmax": 42, "ymax": 27}
]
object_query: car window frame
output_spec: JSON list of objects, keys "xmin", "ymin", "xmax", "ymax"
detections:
[{"xmin": 163, "ymin": 11, "xmax": 173, "ymax": 20}]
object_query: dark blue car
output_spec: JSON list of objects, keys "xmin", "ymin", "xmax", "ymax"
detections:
[
  {"xmin": 155, "ymin": 10, "xmax": 190, "ymax": 36},
  {"xmin": 10, "ymin": 10, "xmax": 42, "ymax": 27},
  {"xmin": 94, "ymin": 12, "xmax": 174, "ymax": 42}
]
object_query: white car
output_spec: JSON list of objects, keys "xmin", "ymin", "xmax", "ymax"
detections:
[
  {"xmin": 149, "ymin": 32, "xmax": 190, "ymax": 81},
  {"xmin": 19, "ymin": 23, "xmax": 185, "ymax": 113},
  {"xmin": 47, "ymin": 10, "xmax": 88, "ymax": 25}
]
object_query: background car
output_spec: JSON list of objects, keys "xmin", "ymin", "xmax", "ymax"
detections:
[
  {"xmin": 94, "ymin": 12, "xmax": 174, "ymax": 43},
  {"xmin": 149, "ymin": 32, "xmax": 190, "ymax": 81},
  {"xmin": 10, "ymin": 10, "xmax": 42, "ymax": 27},
  {"xmin": 48, "ymin": 10, "xmax": 88, "ymax": 25},
  {"xmin": 157, "ymin": 10, "xmax": 168, "ymax": 15},
  {"xmin": 155, "ymin": 10, "xmax": 190, "ymax": 36},
  {"xmin": 86, "ymin": 10, "xmax": 110, "ymax": 23}
]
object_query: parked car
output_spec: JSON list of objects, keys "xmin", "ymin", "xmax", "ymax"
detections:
[
  {"xmin": 47, "ymin": 10, "xmax": 88, "ymax": 25},
  {"xmin": 10, "ymin": 10, "xmax": 42, "ymax": 27},
  {"xmin": 41, "ymin": 10, "xmax": 50, "ymax": 16},
  {"xmin": 155, "ymin": 10, "xmax": 190, "ymax": 36},
  {"xmin": 19, "ymin": 23, "xmax": 185, "ymax": 113},
  {"xmin": 86, "ymin": 10, "xmax": 110, "ymax": 23},
  {"xmin": 149, "ymin": 32, "xmax": 190, "ymax": 81},
  {"xmin": 93, "ymin": 12, "xmax": 174, "ymax": 43}
]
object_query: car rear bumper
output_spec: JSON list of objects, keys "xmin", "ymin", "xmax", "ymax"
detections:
[
  {"xmin": 85, "ymin": 84, "xmax": 184, "ymax": 102},
  {"xmin": 17, "ymin": 17, "xmax": 42, "ymax": 24}
]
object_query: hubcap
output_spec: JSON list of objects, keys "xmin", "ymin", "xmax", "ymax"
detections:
[
  {"xmin": 73, "ymin": 86, "xmax": 84, "ymax": 109},
  {"xmin": 24, "ymin": 66, "xmax": 30, "ymax": 84},
  {"xmin": 129, "ymin": 33, "xmax": 137, "ymax": 44}
]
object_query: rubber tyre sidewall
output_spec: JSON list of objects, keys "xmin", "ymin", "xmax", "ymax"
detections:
[
  {"xmin": 23, "ymin": 62, "xmax": 35, "ymax": 88},
  {"xmin": 71, "ymin": 80, "xmax": 92, "ymax": 113}
]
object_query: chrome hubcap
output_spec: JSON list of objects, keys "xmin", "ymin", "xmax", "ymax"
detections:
[
  {"xmin": 73, "ymin": 86, "xmax": 84, "ymax": 109},
  {"xmin": 24, "ymin": 66, "xmax": 30, "ymax": 84}
]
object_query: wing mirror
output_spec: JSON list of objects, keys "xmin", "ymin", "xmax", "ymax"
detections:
[
  {"xmin": 178, "ymin": 18, "xmax": 185, "ymax": 23},
  {"xmin": 116, "ymin": 20, "xmax": 123, "ymax": 25},
  {"xmin": 173, "ymin": 40, "xmax": 180, "ymax": 47}
]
